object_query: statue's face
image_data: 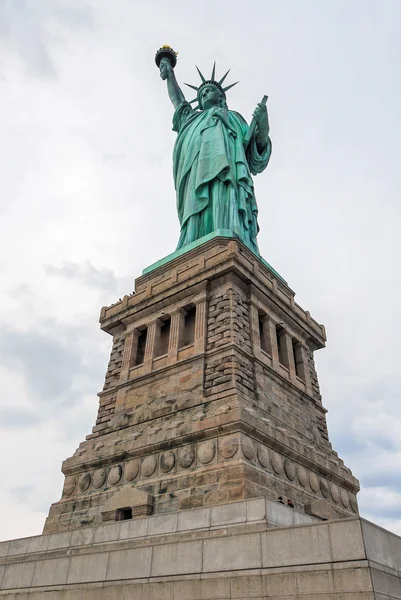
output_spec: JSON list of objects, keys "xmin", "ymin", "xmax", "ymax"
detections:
[{"xmin": 200, "ymin": 84, "xmax": 221, "ymax": 109}]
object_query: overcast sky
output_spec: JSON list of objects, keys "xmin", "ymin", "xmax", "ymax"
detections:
[{"xmin": 0, "ymin": 0, "xmax": 400, "ymax": 541}]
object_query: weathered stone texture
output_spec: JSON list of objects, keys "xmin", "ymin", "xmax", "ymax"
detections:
[
  {"xmin": 2, "ymin": 509, "xmax": 401, "ymax": 600},
  {"xmin": 43, "ymin": 236, "xmax": 359, "ymax": 534},
  {"xmin": 204, "ymin": 353, "xmax": 234, "ymax": 392},
  {"xmin": 102, "ymin": 332, "xmax": 124, "ymax": 391},
  {"xmin": 308, "ymin": 349, "xmax": 322, "ymax": 403},
  {"xmin": 206, "ymin": 287, "xmax": 232, "ymax": 351},
  {"xmin": 232, "ymin": 287, "xmax": 252, "ymax": 352},
  {"xmin": 84, "ymin": 331, "xmax": 125, "ymax": 440}
]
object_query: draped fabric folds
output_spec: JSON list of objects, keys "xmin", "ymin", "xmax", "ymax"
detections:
[{"xmin": 172, "ymin": 102, "xmax": 271, "ymax": 254}]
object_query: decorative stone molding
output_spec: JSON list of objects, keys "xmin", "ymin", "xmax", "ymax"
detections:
[
  {"xmin": 194, "ymin": 297, "xmax": 207, "ymax": 354},
  {"xmin": 198, "ymin": 441, "xmax": 215, "ymax": 464},
  {"xmin": 297, "ymin": 466, "xmax": 308, "ymax": 487},
  {"xmin": 350, "ymin": 496, "xmax": 358, "ymax": 513},
  {"xmin": 320, "ymin": 478, "xmax": 329, "ymax": 498},
  {"xmin": 143, "ymin": 320, "xmax": 157, "ymax": 372},
  {"xmin": 160, "ymin": 451, "xmax": 175, "ymax": 472},
  {"xmin": 309, "ymin": 472, "xmax": 319, "ymax": 492},
  {"xmin": 167, "ymin": 310, "xmax": 183, "ymax": 362},
  {"xmin": 141, "ymin": 456, "xmax": 157, "ymax": 478},
  {"xmin": 92, "ymin": 468, "xmax": 106, "ymax": 489},
  {"xmin": 63, "ymin": 476, "xmax": 76, "ymax": 496},
  {"xmin": 125, "ymin": 460, "xmax": 139, "ymax": 482},
  {"xmin": 219, "ymin": 435, "xmax": 239, "ymax": 459},
  {"xmin": 241, "ymin": 437, "xmax": 256, "ymax": 461},
  {"xmin": 178, "ymin": 445, "xmax": 195, "ymax": 468},
  {"xmin": 271, "ymin": 452, "xmax": 284, "ymax": 474},
  {"xmin": 78, "ymin": 473, "xmax": 91, "ymax": 492},
  {"xmin": 108, "ymin": 465, "xmax": 122, "ymax": 486},
  {"xmin": 257, "ymin": 444, "xmax": 269, "ymax": 468},
  {"xmin": 331, "ymin": 483, "xmax": 340, "ymax": 503},
  {"xmin": 341, "ymin": 489, "xmax": 350, "ymax": 508},
  {"xmin": 284, "ymin": 459, "xmax": 296, "ymax": 481}
]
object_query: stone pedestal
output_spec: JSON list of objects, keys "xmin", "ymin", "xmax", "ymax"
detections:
[
  {"xmin": 1, "ymin": 498, "xmax": 401, "ymax": 599},
  {"xmin": 43, "ymin": 235, "xmax": 358, "ymax": 534}
]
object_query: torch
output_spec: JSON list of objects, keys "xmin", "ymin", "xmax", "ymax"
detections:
[{"xmin": 155, "ymin": 45, "xmax": 178, "ymax": 69}]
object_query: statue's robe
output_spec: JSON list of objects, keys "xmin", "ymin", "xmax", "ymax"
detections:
[{"xmin": 173, "ymin": 102, "xmax": 271, "ymax": 253}]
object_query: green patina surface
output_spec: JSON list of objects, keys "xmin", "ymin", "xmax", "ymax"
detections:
[
  {"xmin": 142, "ymin": 230, "xmax": 287, "ymax": 285},
  {"xmin": 158, "ymin": 54, "xmax": 272, "ymax": 256},
  {"xmin": 147, "ymin": 53, "xmax": 283, "ymax": 285}
]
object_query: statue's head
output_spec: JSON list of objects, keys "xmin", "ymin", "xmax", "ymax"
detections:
[
  {"xmin": 185, "ymin": 63, "xmax": 237, "ymax": 111},
  {"xmin": 198, "ymin": 83, "xmax": 227, "ymax": 110}
]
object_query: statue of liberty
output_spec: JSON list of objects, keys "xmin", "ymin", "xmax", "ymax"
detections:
[{"xmin": 156, "ymin": 47, "xmax": 272, "ymax": 255}]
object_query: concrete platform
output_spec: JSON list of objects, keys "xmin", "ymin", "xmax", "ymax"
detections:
[{"xmin": 1, "ymin": 498, "xmax": 400, "ymax": 599}]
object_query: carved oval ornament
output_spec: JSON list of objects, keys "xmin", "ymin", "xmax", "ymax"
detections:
[
  {"xmin": 63, "ymin": 476, "xmax": 76, "ymax": 496},
  {"xmin": 320, "ymin": 478, "xmax": 329, "ymax": 498},
  {"xmin": 341, "ymin": 489, "xmax": 350, "ymax": 508},
  {"xmin": 92, "ymin": 468, "xmax": 106, "ymax": 489},
  {"xmin": 125, "ymin": 459, "xmax": 139, "ymax": 481},
  {"xmin": 257, "ymin": 445, "xmax": 269, "ymax": 469},
  {"xmin": 142, "ymin": 456, "xmax": 157, "ymax": 478},
  {"xmin": 297, "ymin": 467, "xmax": 308, "ymax": 488},
  {"xmin": 309, "ymin": 472, "xmax": 319, "ymax": 492},
  {"xmin": 160, "ymin": 451, "xmax": 175, "ymax": 473},
  {"xmin": 178, "ymin": 446, "xmax": 195, "ymax": 468},
  {"xmin": 350, "ymin": 496, "xmax": 358, "ymax": 513},
  {"xmin": 271, "ymin": 452, "xmax": 284, "ymax": 474},
  {"xmin": 198, "ymin": 441, "xmax": 215, "ymax": 464},
  {"xmin": 219, "ymin": 435, "xmax": 239, "ymax": 459},
  {"xmin": 330, "ymin": 484, "xmax": 340, "ymax": 503},
  {"xmin": 284, "ymin": 459, "xmax": 296, "ymax": 481},
  {"xmin": 78, "ymin": 473, "xmax": 91, "ymax": 492},
  {"xmin": 108, "ymin": 465, "xmax": 122, "ymax": 486},
  {"xmin": 241, "ymin": 438, "xmax": 256, "ymax": 461}
]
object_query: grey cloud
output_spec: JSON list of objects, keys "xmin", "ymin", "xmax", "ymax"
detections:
[
  {"xmin": 359, "ymin": 487, "xmax": 401, "ymax": 522},
  {"xmin": 0, "ymin": 0, "xmax": 93, "ymax": 78},
  {"xmin": 45, "ymin": 260, "xmax": 121, "ymax": 292},
  {"xmin": 9, "ymin": 485, "xmax": 50, "ymax": 514},
  {"xmin": 364, "ymin": 504, "xmax": 401, "ymax": 521},
  {"xmin": 362, "ymin": 473, "xmax": 401, "ymax": 490},
  {"xmin": 0, "ymin": 325, "xmax": 103, "ymax": 409},
  {"xmin": 9, "ymin": 484, "xmax": 35, "ymax": 504},
  {"xmin": 333, "ymin": 428, "xmax": 398, "ymax": 459},
  {"xmin": 363, "ymin": 437, "xmax": 398, "ymax": 454},
  {"xmin": 0, "ymin": 408, "xmax": 41, "ymax": 429},
  {"xmin": 329, "ymin": 433, "xmax": 367, "ymax": 459}
]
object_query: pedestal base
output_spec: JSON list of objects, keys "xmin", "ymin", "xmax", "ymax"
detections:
[{"xmin": 1, "ymin": 498, "xmax": 400, "ymax": 599}]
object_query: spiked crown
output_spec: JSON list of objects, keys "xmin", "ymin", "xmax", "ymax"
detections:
[{"xmin": 184, "ymin": 62, "xmax": 238, "ymax": 110}]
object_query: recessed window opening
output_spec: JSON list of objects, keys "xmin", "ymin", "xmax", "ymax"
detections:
[
  {"xmin": 276, "ymin": 324, "xmax": 288, "ymax": 366},
  {"xmin": 115, "ymin": 507, "xmax": 132, "ymax": 521},
  {"xmin": 135, "ymin": 328, "xmax": 147, "ymax": 365},
  {"xmin": 156, "ymin": 317, "xmax": 171, "ymax": 357},
  {"xmin": 181, "ymin": 306, "xmax": 196, "ymax": 347},
  {"xmin": 258, "ymin": 314, "xmax": 271, "ymax": 354},
  {"xmin": 292, "ymin": 339, "xmax": 305, "ymax": 380}
]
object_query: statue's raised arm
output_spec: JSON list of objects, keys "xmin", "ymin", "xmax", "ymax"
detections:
[
  {"xmin": 156, "ymin": 46, "xmax": 185, "ymax": 109},
  {"xmin": 160, "ymin": 59, "xmax": 185, "ymax": 109},
  {"xmin": 155, "ymin": 47, "xmax": 272, "ymax": 255}
]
